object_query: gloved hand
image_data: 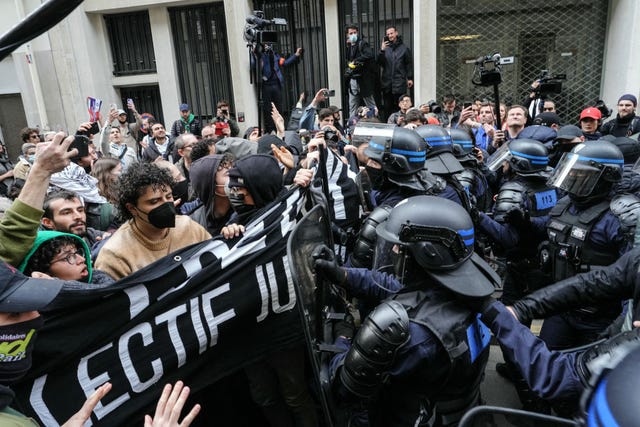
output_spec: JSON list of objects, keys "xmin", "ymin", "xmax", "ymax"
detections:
[
  {"xmin": 504, "ymin": 206, "xmax": 530, "ymax": 229},
  {"xmin": 312, "ymin": 244, "xmax": 347, "ymax": 285}
]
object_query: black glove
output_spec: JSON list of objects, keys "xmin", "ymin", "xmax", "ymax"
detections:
[
  {"xmin": 312, "ymin": 244, "xmax": 347, "ymax": 285},
  {"xmin": 469, "ymin": 206, "xmax": 481, "ymax": 226},
  {"xmin": 504, "ymin": 206, "xmax": 530, "ymax": 229},
  {"xmin": 460, "ymin": 295, "xmax": 497, "ymax": 316}
]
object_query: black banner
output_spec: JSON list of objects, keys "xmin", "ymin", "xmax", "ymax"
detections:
[{"xmin": 13, "ymin": 187, "xmax": 309, "ymax": 426}]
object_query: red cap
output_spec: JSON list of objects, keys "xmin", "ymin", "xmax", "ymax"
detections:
[{"xmin": 580, "ymin": 107, "xmax": 602, "ymax": 121}]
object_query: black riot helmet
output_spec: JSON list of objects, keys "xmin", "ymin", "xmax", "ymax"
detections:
[
  {"xmin": 548, "ymin": 140, "xmax": 623, "ymax": 204},
  {"xmin": 357, "ymin": 123, "xmax": 431, "ymax": 191},
  {"xmin": 583, "ymin": 343, "xmax": 640, "ymax": 427},
  {"xmin": 487, "ymin": 139, "xmax": 549, "ymax": 176},
  {"xmin": 611, "ymin": 136, "xmax": 640, "ymax": 165},
  {"xmin": 415, "ymin": 125, "xmax": 464, "ymax": 174},
  {"xmin": 449, "ymin": 128, "xmax": 476, "ymax": 162},
  {"xmin": 374, "ymin": 195, "xmax": 498, "ymax": 297}
]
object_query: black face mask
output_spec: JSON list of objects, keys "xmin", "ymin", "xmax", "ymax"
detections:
[
  {"xmin": 172, "ymin": 180, "xmax": 189, "ymax": 205},
  {"xmin": 138, "ymin": 202, "xmax": 176, "ymax": 229},
  {"xmin": 0, "ymin": 316, "xmax": 43, "ymax": 384},
  {"xmin": 365, "ymin": 166, "xmax": 385, "ymax": 190},
  {"xmin": 227, "ymin": 190, "xmax": 256, "ymax": 216}
]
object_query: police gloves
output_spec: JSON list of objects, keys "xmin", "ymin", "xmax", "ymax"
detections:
[
  {"xmin": 312, "ymin": 244, "xmax": 347, "ymax": 286},
  {"xmin": 504, "ymin": 206, "xmax": 530, "ymax": 229}
]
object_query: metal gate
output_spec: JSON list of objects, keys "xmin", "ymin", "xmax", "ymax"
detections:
[
  {"xmin": 437, "ymin": 0, "xmax": 609, "ymax": 124},
  {"xmin": 337, "ymin": 0, "xmax": 414, "ymax": 115},
  {"xmin": 120, "ymin": 85, "xmax": 164, "ymax": 125},
  {"xmin": 255, "ymin": 0, "xmax": 328, "ymax": 118},
  {"xmin": 168, "ymin": 4, "xmax": 234, "ymax": 123}
]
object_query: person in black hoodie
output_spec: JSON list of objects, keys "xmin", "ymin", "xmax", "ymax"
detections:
[
  {"xmin": 220, "ymin": 154, "xmax": 318, "ymax": 427},
  {"xmin": 601, "ymin": 94, "xmax": 640, "ymax": 137},
  {"xmin": 377, "ymin": 25, "xmax": 413, "ymax": 120},
  {"xmin": 189, "ymin": 154, "xmax": 235, "ymax": 235}
]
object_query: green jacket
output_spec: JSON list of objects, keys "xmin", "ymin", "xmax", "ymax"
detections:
[{"xmin": 0, "ymin": 199, "xmax": 43, "ymax": 267}]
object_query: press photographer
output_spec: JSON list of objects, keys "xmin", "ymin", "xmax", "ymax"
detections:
[
  {"xmin": 524, "ymin": 69, "xmax": 566, "ymax": 119},
  {"xmin": 213, "ymin": 100, "xmax": 239, "ymax": 137}
]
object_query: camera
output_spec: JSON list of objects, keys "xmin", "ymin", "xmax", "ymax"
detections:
[
  {"xmin": 244, "ymin": 11, "xmax": 287, "ymax": 46},
  {"xmin": 321, "ymin": 126, "xmax": 339, "ymax": 145},
  {"xmin": 323, "ymin": 89, "xmax": 335, "ymax": 98},
  {"xmin": 537, "ymin": 70, "xmax": 566, "ymax": 95},
  {"xmin": 472, "ymin": 53, "xmax": 502, "ymax": 87},
  {"xmin": 427, "ymin": 100, "xmax": 442, "ymax": 115},
  {"xmin": 594, "ymin": 99, "xmax": 612, "ymax": 120}
]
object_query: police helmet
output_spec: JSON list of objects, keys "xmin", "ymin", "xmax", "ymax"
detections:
[
  {"xmin": 548, "ymin": 140, "xmax": 623, "ymax": 199},
  {"xmin": 374, "ymin": 195, "xmax": 498, "ymax": 297},
  {"xmin": 583, "ymin": 344, "xmax": 640, "ymax": 426},
  {"xmin": 487, "ymin": 138, "xmax": 550, "ymax": 177},
  {"xmin": 415, "ymin": 125, "xmax": 464, "ymax": 174},
  {"xmin": 611, "ymin": 136, "xmax": 640, "ymax": 165},
  {"xmin": 449, "ymin": 128, "xmax": 476, "ymax": 161}
]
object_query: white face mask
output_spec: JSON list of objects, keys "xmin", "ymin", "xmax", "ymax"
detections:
[{"xmin": 349, "ymin": 34, "xmax": 358, "ymax": 43}]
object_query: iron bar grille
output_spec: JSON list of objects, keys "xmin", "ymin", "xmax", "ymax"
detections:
[
  {"xmin": 169, "ymin": 3, "xmax": 235, "ymax": 124},
  {"xmin": 105, "ymin": 11, "xmax": 157, "ymax": 76},
  {"xmin": 120, "ymin": 85, "xmax": 164, "ymax": 125},
  {"xmin": 437, "ymin": 0, "xmax": 609, "ymax": 124}
]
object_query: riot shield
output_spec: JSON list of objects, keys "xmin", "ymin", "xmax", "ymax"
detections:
[
  {"xmin": 287, "ymin": 203, "xmax": 339, "ymax": 426},
  {"xmin": 459, "ymin": 406, "xmax": 575, "ymax": 427}
]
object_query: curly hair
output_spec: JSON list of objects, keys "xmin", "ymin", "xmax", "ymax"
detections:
[
  {"xmin": 22, "ymin": 236, "xmax": 83, "ymax": 277},
  {"xmin": 117, "ymin": 162, "xmax": 175, "ymax": 221},
  {"xmin": 91, "ymin": 157, "xmax": 120, "ymax": 204},
  {"xmin": 190, "ymin": 138, "xmax": 217, "ymax": 163}
]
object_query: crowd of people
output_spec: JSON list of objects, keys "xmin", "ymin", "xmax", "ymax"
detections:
[{"xmin": 0, "ymin": 21, "xmax": 638, "ymax": 427}]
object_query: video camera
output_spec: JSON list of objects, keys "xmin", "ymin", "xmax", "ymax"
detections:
[
  {"xmin": 537, "ymin": 70, "xmax": 566, "ymax": 95},
  {"xmin": 594, "ymin": 99, "xmax": 612, "ymax": 120},
  {"xmin": 244, "ymin": 10, "xmax": 287, "ymax": 46},
  {"xmin": 472, "ymin": 53, "xmax": 503, "ymax": 87}
]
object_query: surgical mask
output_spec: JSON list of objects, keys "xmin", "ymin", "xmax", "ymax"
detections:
[
  {"xmin": 349, "ymin": 34, "xmax": 358, "ymax": 44},
  {"xmin": 138, "ymin": 202, "xmax": 176, "ymax": 229},
  {"xmin": 27, "ymin": 155, "xmax": 35, "ymax": 164},
  {"xmin": 365, "ymin": 165, "xmax": 385, "ymax": 190},
  {"xmin": 0, "ymin": 316, "xmax": 43, "ymax": 384}
]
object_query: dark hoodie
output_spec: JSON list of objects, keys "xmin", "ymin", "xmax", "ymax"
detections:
[
  {"xmin": 189, "ymin": 155, "xmax": 232, "ymax": 235},
  {"xmin": 227, "ymin": 154, "xmax": 285, "ymax": 225}
]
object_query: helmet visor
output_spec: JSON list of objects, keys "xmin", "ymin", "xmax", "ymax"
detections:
[
  {"xmin": 486, "ymin": 143, "xmax": 512, "ymax": 172},
  {"xmin": 547, "ymin": 152, "xmax": 603, "ymax": 197},
  {"xmin": 372, "ymin": 238, "xmax": 409, "ymax": 290}
]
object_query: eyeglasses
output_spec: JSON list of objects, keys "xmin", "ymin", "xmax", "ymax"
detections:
[{"xmin": 51, "ymin": 250, "xmax": 85, "ymax": 265}]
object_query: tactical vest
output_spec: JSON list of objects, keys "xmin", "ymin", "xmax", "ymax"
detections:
[
  {"xmin": 389, "ymin": 288, "xmax": 490, "ymax": 427},
  {"xmin": 438, "ymin": 174, "xmax": 473, "ymax": 214},
  {"xmin": 545, "ymin": 197, "xmax": 618, "ymax": 283},
  {"xmin": 493, "ymin": 178, "xmax": 557, "ymax": 223},
  {"xmin": 453, "ymin": 167, "xmax": 492, "ymax": 212}
]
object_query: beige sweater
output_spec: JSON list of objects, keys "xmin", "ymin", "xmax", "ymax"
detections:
[{"xmin": 95, "ymin": 215, "xmax": 211, "ymax": 280}]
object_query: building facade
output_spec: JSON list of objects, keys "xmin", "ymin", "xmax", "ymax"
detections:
[{"xmin": 0, "ymin": 0, "xmax": 638, "ymax": 157}]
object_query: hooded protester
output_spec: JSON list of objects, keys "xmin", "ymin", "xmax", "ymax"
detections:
[{"xmin": 189, "ymin": 154, "xmax": 235, "ymax": 235}]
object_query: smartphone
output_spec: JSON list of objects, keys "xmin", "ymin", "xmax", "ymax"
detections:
[
  {"xmin": 463, "ymin": 101, "xmax": 473, "ymax": 109},
  {"xmin": 323, "ymin": 89, "xmax": 335, "ymax": 97},
  {"xmin": 383, "ymin": 36, "xmax": 390, "ymax": 43},
  {"xmin": 76, "ymin": 122, "xmax": 100, "ymax": 137},
  {"xmin": 127, "ymin": 98, "xmax": 133, "ymax": 105},
  {"xmin": 69, "ymin": 135, "xmax": 90, "ymax": 158}
]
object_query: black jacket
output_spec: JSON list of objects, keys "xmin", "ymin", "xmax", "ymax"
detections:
[
  {"xmin": 377, "ymin": 37, "xmax": 413, "ymax": 95},
  {"xmin": 601, "ymin": 113, "xmax": 640, "ymax": 137},
  {"xmin": 346, "ymin": 37, "xmax": 377, "ymax": 97}
]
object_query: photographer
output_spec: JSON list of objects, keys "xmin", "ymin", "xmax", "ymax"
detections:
[
  {"xmin": 213, "ymin": 100, "xmax": 239, "ymax": 137},
  {"xmin": 386, "ymin": 94, "xmax": 412, "ymax": 126}
]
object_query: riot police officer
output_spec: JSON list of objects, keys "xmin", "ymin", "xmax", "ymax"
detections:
[
  {"xmin": 449, "ymin": 127, "xmax": 494, "ymax": 213},
  {"xmin": 313, "ymin": 195, "xmax": 500, "ymax": 426},
  {"xmin": 349, "ymin": 123, "xmax": 446, "ymax": 268},
  {"xmin": 415, "ymin": 124, "xmax": 472, "ymax": 211},
  {"xmin": 479, "ymin": 138, "xmax": 558, "ymax": 304},
  {"xmin": 532, "ymin": 140, "xmax": 632, "ymax": 349}
]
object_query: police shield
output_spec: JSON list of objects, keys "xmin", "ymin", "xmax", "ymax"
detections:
[{"xmin": 287, "ymin": 203, "xmax": 336, "ymax": 425}]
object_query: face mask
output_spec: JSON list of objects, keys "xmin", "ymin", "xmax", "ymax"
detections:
[
  {"xmin": 0, "ymin": 316, "xmax": 43, "ymax": 384},
  {"xmin": 349, "ymin": 34, "xmax": 358, "ymax": 43},
  {"xmin": 27, "ymin": 155, "xmax": 35, "ymax": 164},
  {"xmin": 172, "ymin": 180, "xmax": 189, "ymax": 204},
  {"xmin": 138, "ymin": 202, "xmax": 176, "ymax": 229},
  {"xmin": 365, "ymin": 165, "xmax": 385, "ymax": 190},
  {"xmin": 225, "ymin": 187, "xmax": 256, "ymax": 215}
]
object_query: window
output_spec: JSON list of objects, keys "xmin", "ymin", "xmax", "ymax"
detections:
[{"xmin": 105, "ymin": 11, "xmax": 157, "ymax": 76}]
